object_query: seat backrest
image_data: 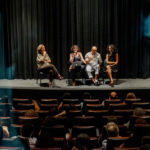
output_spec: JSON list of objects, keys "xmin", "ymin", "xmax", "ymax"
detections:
[
  {"xmin": 15, "ymin": 103, "xmax": 35, "ymax": 110},
  {"xmin": 40, "ymin": 99, "xmax": 58, "ymax": 104},
  {"xmin": 63, "ymin": 99, "xmax": 80, "ymax": 104},
  {"xmin": 41, "ymin": 125, "xmax": 66, "ymax": 137},
  {"xmin": 133, "ymin": 124, "xmax": 150, "ymax": 146},
  {"xmin": 69, "ymin": 109, "xmax": 82, "ymax": 117},
  {"xmin": 86, "ymin": 104, "xmax": 104, "ymax": 110},
  {"xmin": 142, "ymin": 136, "xmax": 150, "ymax": 145},
  {"xmin": 72, "ymin": 125, "xmax": 97, "ymax": 137},
  {"xmin": 109, "ymin": 103, "xmax": 128, "ymax": 112},
  {"xmin": 72, "ymin": 116, "xmax": 96, "ymax": 126},
  {"xmin": 104, "ymin": 99, "xmax": 122, "ymax": 109},
  {"xmin": 132, "ymin": 102, "xmax": 150, "ymax": 109},
  {"xmin": 40, "ymin": 104, "xmax": 58, "ymax": 110},
  {"xmin": 107, "ymin": 136, "xmax": 130, "ymax": 150},
  {"xmin": 87, "ymin": 110, "xmax": 109, "ymax": 117},
  {"xmin": 124, "ymin": 99, "xmax": 142, "ymax": 108},
  {"xmin": 83, "ymin": 99, "xmax": 100, "ymax": 104}
]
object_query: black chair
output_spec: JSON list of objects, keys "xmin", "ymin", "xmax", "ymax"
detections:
[
  {"xmin": 67, "ymin": 62, "xmax": 86, "ymax": 86},
  {"xmin": 72, "ymin": 125, "xmax": 97, "ymax": 137},
  {"xmin": 40, "ymin": 99, "xmax": 58, "ymax": 104},
  {"xmin": 133, "ymin": 124, "xmax": 150, "ymax": 146},
  {"xmin": 101, "ymin": 61, "xmax": 119, "ymax": 85},
  {"xmin": 107, "ymin": 136, "xmax": 130, "ymax": 150},
  {"xmin": 41, "ymin": 125, "xmax": 66, "ymax": 137},
  {"xmin": 71, "ymin": 116, "xmax": 96, "ymax": 126},
  {"xmin": 36, "ymin": 68, "xmax": 54, "ymax": 85}
]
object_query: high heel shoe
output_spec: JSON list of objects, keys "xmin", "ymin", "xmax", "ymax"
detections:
[
  {"xmin": 109, "ymin": 81, "xmax": 114, "ymax": 87},
  {"xmin": 58, "ymin": 75, "xmax": 63, "ymax": 80}
]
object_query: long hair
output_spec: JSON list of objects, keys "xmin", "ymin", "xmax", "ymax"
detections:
[
  {"xmin": 107, "ymin": 44, "xmax": 117, "ymax": 53},
  {"xmin": 70, "ymin": 45, "xmax": 80, "ymax": 52}
]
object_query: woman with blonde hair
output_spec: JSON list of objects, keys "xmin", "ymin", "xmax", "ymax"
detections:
[{"xmin": 36, "ymin": 44, "xmax": 63, "ymax": 87}]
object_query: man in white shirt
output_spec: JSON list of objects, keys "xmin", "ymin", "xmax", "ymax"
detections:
[{"xmin": 85, "ymin": 46, "xmax": 102, "ymax": 85}]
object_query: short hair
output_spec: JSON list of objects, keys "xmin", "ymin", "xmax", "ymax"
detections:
[
  {"xmin": 70, "ymin": 45, "xmax": 80, "ymax": 52},
  {"xmin": 37, "ymin": 44, "xmax": 44, "ymax": 53},
  {"xmin": 75, "ymin": 133, "xmax": 91, "ymax": 149},
  {"xmin": 91, "ymin": 45, "xmax": 98, "ymax": 50},
  {"xmin": 109, "ymin": 91, "xmax": 118, "ymax": 99},
  {"xmin": 133, "ymin": 107, "xmax": 145, "ymax": 116},
  {"xmin": 106, "ymin": 122, "xmax": 119, "ymax": 137},
  {"xmin": 126, "ymin": 92, "xmax": 136, "ymax": 99}
]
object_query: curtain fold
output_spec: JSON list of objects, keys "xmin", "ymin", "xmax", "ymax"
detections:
[{"xmin": 0, "ymin": 0, "xmax": 149, "ymax": 79}]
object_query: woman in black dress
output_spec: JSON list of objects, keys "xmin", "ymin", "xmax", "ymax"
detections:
[{"xmin": 105, "ymin": 44, "xmax": 119, "ymax": 86}]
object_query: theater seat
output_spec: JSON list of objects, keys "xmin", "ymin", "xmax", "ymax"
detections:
[
  {"xmin": 63, "ymin": 104, "xmax": 81, "ymax": 110},
  {"xmin": 104, "ymin": 99, "xmax": 122, "ymax": 109},
  {"xmin": 18, "ymin": 116, "xmax": 39, "ymax": 125},
  {"xmin": 125, "ymin": 99, "xmax": 142, "ymax": 108},
  {"xmin": 114, "ymin": 147, "xmax": 140, "ymax": 150},
  {"xmin": 63, "ymin": 99, "xmax": 80, "ymax": 104},
  {"xmin": 83, "ymin": 99, "xmax": 100, "ymax": 104},
  {"xmin": 41, "ymin": 125, "xmax": 66, "ymax": 137},
  {"xmin": 133, "ymin": 124, "xmax": 150, "ymax": 146},
  {"xmin": 87, "ymin": 110, "xmax": 109, "ymax": 118},
  {"xmin": 132, "ymin": 102, "xmax": 150, "ymax": 109},
  {"xmin": 107, "ymin": 136, "xmax": 130, "ymax": 150},
  {"xmin": 9, "ymin": 124, "xmax": 23, "ymax": 137},
  {"xmin": 15, "ymin": 103, "xmax": 35, "ymax": 110},
  {"xmin": 141, "ymin": 136, "xmax": 150, "ymax": 145},
  {"xmin": 72, "ymin": 125, "xmax": 97, "ymax": 137},
  {"xmin": 86, "ymin": 104, "xmax": 104, "ymax": 110},
  {"xmin": 40, "ymin": 104, "xmax": 57, "ymax": 110},
  {"xmin": 109, "ymin": 103, "xmax": 128, "ymax": 113},
  {"xmin": 69, "ymin": 109, "xmax": 82, "ymax": 117},
  {"xmin": 40, "ymin": 99, "xmax": 58, "ymax": 104},
  {"xmin": 72, "ymin": 116, "xmax": 96, "ymax": 126}
]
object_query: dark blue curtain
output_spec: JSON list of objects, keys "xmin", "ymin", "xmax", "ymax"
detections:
[{"xmin": 0, "ymin": 0, "xmax": 150, "ymax": 79}]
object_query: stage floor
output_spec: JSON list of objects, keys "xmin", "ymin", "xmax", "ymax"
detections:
[{"xmin": 0, "ymin": 78, "xmax": 150, "ymax": 90}]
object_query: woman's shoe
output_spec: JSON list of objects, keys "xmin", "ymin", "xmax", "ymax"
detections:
[
  {"xmin": 58, "ymin": 75, "xmax": 63, "ymax": 80},
  {"xmin": 109, "ymin": 81, "xmax": 114, "ymax": 87}
]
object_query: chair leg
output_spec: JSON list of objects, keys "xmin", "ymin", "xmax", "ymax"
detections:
[
  {"xmin": 36, "ymin": 79, "xmax": 38, "ymax": 84},
  {"xmin": 36, "ymin": 72, "xmax": 39, "ymax": 84}
]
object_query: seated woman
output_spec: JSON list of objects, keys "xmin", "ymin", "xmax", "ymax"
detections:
[
  {"xmin": 105, "ymin": 44, "xmax": 119, "ymax": 86},
  {"xmin": 69, "ymin": 45, "xmax": 86, "ymax": 86},
  {"xmin": 36, "ymin": 44, "xmax": 63, "ymax": 87}
]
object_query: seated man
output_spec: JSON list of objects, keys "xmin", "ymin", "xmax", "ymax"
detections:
[{"xmin": 85, "ymin": 46, "xmax": 102, "ymax": 85}]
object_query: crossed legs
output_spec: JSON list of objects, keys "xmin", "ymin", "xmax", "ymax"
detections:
[{"xmin": 106, "ymin": 65, "xmax": 113, "ymax": 85}]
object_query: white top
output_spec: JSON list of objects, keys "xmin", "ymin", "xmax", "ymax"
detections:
[{"xmin": 85, "ymin": 52, "xmax": 102, "ymax": 66}]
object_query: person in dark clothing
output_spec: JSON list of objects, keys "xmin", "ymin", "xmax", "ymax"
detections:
[
  {"xmin": 105, "ymin": 44, "xmax": 119, "ymax": 86},
  {"xmin": 69, "ymin": 45, "xmax": 86, "ymax": 86}
]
